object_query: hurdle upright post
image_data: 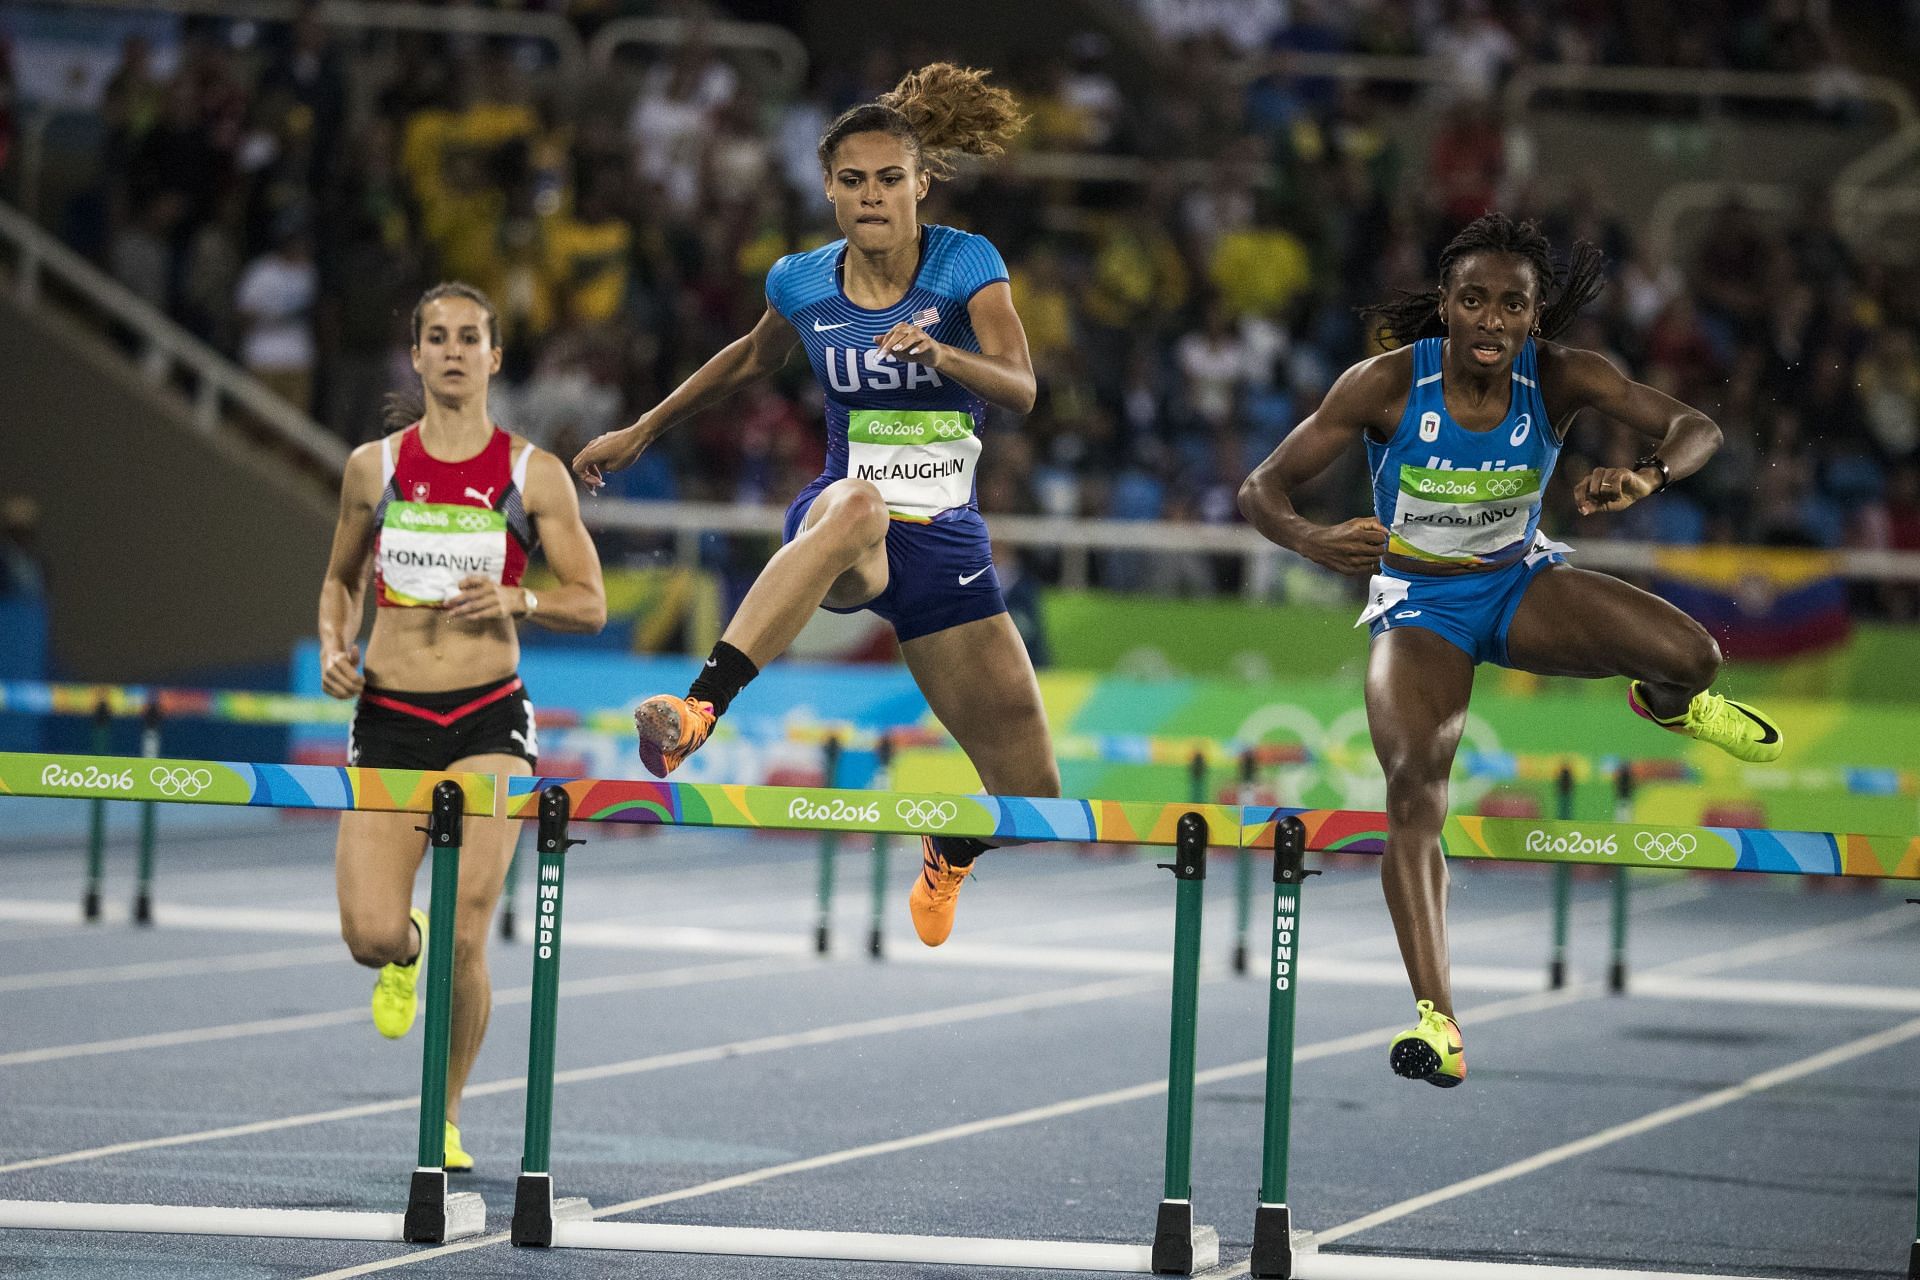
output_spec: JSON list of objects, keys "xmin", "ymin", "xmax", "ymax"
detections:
[
  {"xmin": 83, "ymin": 695, "xmax": 110, "ymax": 921},
  {"xmin": 514, "ymin": 784, "xmax": 583, "ymax": 1247},
  {"xmin": 1609, "ymin": 763, "xmax": 1634, "ymax": 994},
  {"xmin": 1251, "ymin": 817, "xmax": 1311, "ymax": 1279},
  {"xmin": 1152, "ymin": 811, "xmax": 1217, "ymax": 1275},
  {"xmin": 1232, "ymin": 749, "xmax": 1255, "ymax": 975},
  {"xmin": 813, "ymin": 734, "xmax": 842, "ymax": 954},
  {"xmin": 867, "ymin": 733, "xmax": 893, "ymax": 959},
  {"xmin": 500, "ymin": 821, "xmax": 527, "ymax": 941},
  {"xmin": 1548, "ymin": 764, "xmax": 1574, "ymax": 987},
  {"xmin": 132, "ymin": 696, "xmax": 162, "ymax": 925},
  {"xmin": 404, "ymin": 779, "xmax": 466, "ymax": 1244}
]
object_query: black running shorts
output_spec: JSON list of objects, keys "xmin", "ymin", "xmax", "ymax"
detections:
[{"xmin": 349, "ymin": 677, "xmax": 538, "ymax": 770}]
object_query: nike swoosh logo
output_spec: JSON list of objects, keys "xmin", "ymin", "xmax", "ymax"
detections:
[
  {"xmin": 1733, "ymin": 703, "xmax": 1780, "ymax": 745},
  {"xmin": 958, "ymin": 567, "xmax": 991, "ymax": 586},
  {"xmin": 704, "ymin": 658, "xmax": 717, "ymax": 668},
  {"xmin": 813, "ymin": 320, "xmax": 851, "ymax": 331}
]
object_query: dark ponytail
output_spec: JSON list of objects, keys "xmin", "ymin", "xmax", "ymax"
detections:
[{"xmin": 1360, "ymin": 213, "xmax": 1607, "ymax": 351}]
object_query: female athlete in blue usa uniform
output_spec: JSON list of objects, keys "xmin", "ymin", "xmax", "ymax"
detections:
[
  {"xmin": 574, "ymin": 64, "xmax": 1057, "ymax": 947},
  {"xmin": 1239, "ymin": 215, "xmax": 1783, "ymax": 1089}
]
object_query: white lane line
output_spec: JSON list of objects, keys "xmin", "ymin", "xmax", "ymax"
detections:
[
  {"xmin": 1288, "ymin": 1256, "xmax": 1793, "ymax": 1279},
  {"xmin": 0, "ymin": 956, "xmax": 797, "ymax": 1069},
  {"xmin": 0, "ymin": 945, "xmax": 342, "ymax": 995},
  {"xmin": 1647, "ymin": 902, "xmax": 1916, "ymax": 976},
  {"xmin": 1207, "ymin": 1014, "xmax": 1920, "ymax": 1278},
  {"xmin": 0, "ymin": 974, "xmax": 1162, "ymax": 1176},
  {"xmin": 299, "ymin": 986, "xmax": 1602, "ymax": 1279}
]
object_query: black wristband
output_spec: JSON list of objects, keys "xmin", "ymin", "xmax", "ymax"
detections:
[{"xmin": 1633, "ymin": 454, "xmax": 1671, "ymax": 494}]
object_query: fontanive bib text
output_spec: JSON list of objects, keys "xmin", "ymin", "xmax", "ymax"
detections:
[{"xmin": 371, "ymin": 425, "xmax": 536, "ymax": 607}]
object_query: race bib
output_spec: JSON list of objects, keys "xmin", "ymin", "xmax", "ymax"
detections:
[
  {"xmin": 378, "ymin": 501, "xmax": 507, "ymax": 605},
  {"xmin": 1388, "ymin": 465, "xmax": 1541, "ymax": 564},
  {"xmin": 846, "ymin": 410, "xmax": 981, "ymax": 520}
]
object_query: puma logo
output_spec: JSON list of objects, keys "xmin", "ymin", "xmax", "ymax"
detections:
[{"xmin": 464, "ymin": 486, "xmax": 496, "ymax": 506}]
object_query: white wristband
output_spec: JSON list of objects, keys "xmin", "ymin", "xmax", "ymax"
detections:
[{"xmin": 521, "ymin": 588, "xmax": 538, "ymax": 618}]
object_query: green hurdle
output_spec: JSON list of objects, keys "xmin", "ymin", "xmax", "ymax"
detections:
[
  {"xmin": 0, "ymin": 751, "xmax": 486, "ymax": 1245},
  {"xmin": 1610, "ymin": 763, "xmax": 1633, "ymax": 995},
  {"xmin": 1232, "ymin": 750, "xmax": 1256, "ymax": 975},
  {"xmin": 132, "ymin": 698, "xmax": 161, "ymax": 925},
  {"xmin": 1548, "ymin": 765, "xmax": 1574, "ymax": 987},
  {"xmin": 1251, "ymin": 817, "xmax": 1310, "ymax": 1278},
  {"xmin": 403, "ymin": 780, "xmax": 469, "ymax": 1243},
  {"xmin": 512, "ymin": 785, "xmax": 582, "ymax": 1247},
  {"xmin": 83, "ymin": 698, "xmax": 110, "ymax": 921},
  {"xmin": 867, "ymin": 733, "xmax": 894, "ymax": 958},
  {"xmin": 500, "ymin": 823, "xmax": 528, "ymax": 941},
  {"xmin": 508, "ymin": 779, "xmax": 1223, "ymax": 1271},
  {"xmin": 813, "ymin": 735, "xmax": 843, "ymax": 954}
]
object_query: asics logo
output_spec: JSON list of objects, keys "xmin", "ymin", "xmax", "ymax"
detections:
[
  {"xmin": 1509, "ymin": 413, "xmax": 1532, "ymax": 447},
  {"xmin": 1483, "ymin": 476, "xmax": 1525, "ymax": 498},
  {"xmin": 1393, "ymin": 610, "xmax": 1422, "ymax": 620},
  {"xmin": 895, "ymin": 798, "xmax": 958, "ymax": 830},
  {"xmin": 1634, "ymin": 831, "xmax": 1697, "ymax": 862},
  {"xmin": 150, "ymin": 766, "xmax": 214, "ymax": 798}
]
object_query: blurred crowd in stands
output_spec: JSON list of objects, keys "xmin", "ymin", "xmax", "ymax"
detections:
[{"xmin": 1, "ymin": 0, "xmax": 1917, "ymax": 612}]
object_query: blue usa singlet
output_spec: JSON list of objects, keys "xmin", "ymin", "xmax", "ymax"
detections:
[
  {"xmin": 1366, "ymin": 336, "xmax": 1561, "ymax": 569},
  {"xmin": 766, "ymin": 223, "xmax": 1009, "ymax": 524}
]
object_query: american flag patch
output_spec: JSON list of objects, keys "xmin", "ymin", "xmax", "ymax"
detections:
[{"xmin": 910, "ymin": 306, "xmax": 940, "ymax": 328}]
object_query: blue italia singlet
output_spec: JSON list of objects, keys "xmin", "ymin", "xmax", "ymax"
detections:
[
  {"xmin": 1356, "ymin": 336, "xmax": 1571, "ymax": 667},
  {"xmin": 766, "ymin": 223, "xmax": 1010, "ymax": 523},
  {"xmin": 1366, "ymin": 336, "xmax": 1561, "ymax": 569}
]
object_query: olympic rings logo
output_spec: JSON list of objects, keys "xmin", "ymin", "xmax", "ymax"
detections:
[
  {"xmin": 455, "ymin": 512, "xmax": 494, "ymax": 531},
  {"xmin": 149, "ymin": 766, "xmax": 214, "ymax": 798},
  {"xmin": 929, "ymin": 418, "xmax": 970, "ymax": 439},
  {"xmin": 895, "ymin": 799, "xmax": 958, "ymax": 830},
  {"xmin": 1484, "ymin": 476, "xmax": 1525, "ymax": 498},
  {"xmin": 1634, "ymin": 831, "xmax": 1697, "ymax": 862}
]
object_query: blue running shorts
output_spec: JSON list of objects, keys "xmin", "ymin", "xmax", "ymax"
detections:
[
  {"xmin": 784, "ymin": 478, "xmax": 1008, "ymax": 643},
  {"xmin": 1357, "ymin": 535, "xmax": 1570, "ymax": 668}
]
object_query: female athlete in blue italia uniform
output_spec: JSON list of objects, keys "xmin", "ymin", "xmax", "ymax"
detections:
[
  {"xmin": 574, "ymin": 64, "xmax": 1056, "ymax": 947},
  {"xmin": 1239, "ymin": 214, "xmax": 1784, "ymax": 1089}
]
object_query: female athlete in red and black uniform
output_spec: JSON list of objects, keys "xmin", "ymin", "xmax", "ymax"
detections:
[{"xmin": 316, "ymin": 283, "xmax": 605, "ymax": 1169}]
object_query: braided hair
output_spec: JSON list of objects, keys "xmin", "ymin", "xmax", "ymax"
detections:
[
  {"xmin": 818, "ymin": 63, "xmax": 1028, "ymax": 181},
  {"xmin": 1360, "ymin": 214, "xmax": 1607, "ymax": 351}
]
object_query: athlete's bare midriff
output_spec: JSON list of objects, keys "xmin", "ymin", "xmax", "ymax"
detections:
[
  {"xmin": 363, "ymin": 607, "xmax": 519, "ymax": 692},
  {"xmin": 1380, "ymin": 553, "xmax": 1507, "ymax": 579}
]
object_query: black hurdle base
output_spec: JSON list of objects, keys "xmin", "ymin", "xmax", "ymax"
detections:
[
  {"xmin": 1907, "ymin": 1239, "xmax": 1918, "ymax": 1278},
  {"xmin": 1149, "ymin": 1199, "xmax": 1221, "ymax": 1275},
  {"xmin": 402, "ymin": 1169, "xmax": 446, "ymax": 1243},
  {"xmin": 512, "ymin": 1174, "xmax": 593, "ymax": 1248},
  {"xmin": 1251, "ymin": 1202, "xmax": 1294, "ymax": 1278},
  {"xmin": 513, "ymin": 1172, "xmax": 553, "ymax": 1247}
]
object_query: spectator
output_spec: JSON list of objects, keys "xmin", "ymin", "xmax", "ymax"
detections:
[{"xmin": 236, "ymin": 226, "xmax": 319, "ymax": 414}]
